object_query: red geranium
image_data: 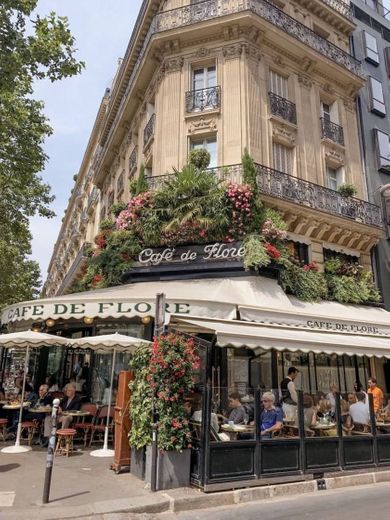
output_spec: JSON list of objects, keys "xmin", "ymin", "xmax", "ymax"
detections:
[
  {"xmin": 265, "ymin": 243, "xmax": 281, "ymax": 260},
  {"xmin": 303, "ymin": 261, "xmax": 318, "ymax": 272}
]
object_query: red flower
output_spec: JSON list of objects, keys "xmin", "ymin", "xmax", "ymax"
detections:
[
  {"xmin": 92, "ymin": 274, "xmax": 103, "ymax": 286},
  {"xmin": 265, "ymin": 243, "xmax": 281, "ymax": 260},
  {"xmin": 303, "ymin": 261, "xmax": 318, "ymax": 272}
]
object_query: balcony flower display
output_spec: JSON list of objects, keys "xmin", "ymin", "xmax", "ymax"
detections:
[{"xmin": 74, "ymin": 151, "xmax": 381, "ymax": 306}]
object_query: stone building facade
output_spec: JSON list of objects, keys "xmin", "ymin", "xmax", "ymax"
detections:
[{"xmin": 43, "ymin": 0, "xmax": 383, "ymax": 300}]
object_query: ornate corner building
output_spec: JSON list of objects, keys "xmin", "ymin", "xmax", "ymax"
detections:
[{"xmin": 43, "ymin": 0, "xmax": 384, "ymax": 300}]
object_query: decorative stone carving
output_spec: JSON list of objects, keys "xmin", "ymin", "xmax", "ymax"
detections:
[
  {"xmin": 273, "ymin": 55, "xmax": 286, "ymax": 68},
  {"xmin": 188, "ymin": 116, "xmax": 217, "ymax": 135},
  {"xmin": 297, "ymin": 74, "xmax": 312, "ymax": 89},
  {"xmin": 272, "ymin": 123, "xmax": 296, "ymax": 147},
  {"xmin": 196, "ymin": 47, "xmax": 209, "ymax": 58},
  {"xmin": 343, "ymin": 98, "xmax": 356, "ymax": 112},
  {"xmin": 322, "ymin": 83, "xmax": 334, "ymax": 95},
  {"xmin": 243, "ymin": 44, "xmax": 262, "ymax": 61},
  {"xmin": 325, "ymin": 147, "xmax": 344, "ymax": 167},
  {"xmin": 222, "ymin": 43, "xmax": 243, "ymax": 60},
  {"xmin": 163, "ymin": 56, "xmax": 184, "ymax": 73},
  {"xmin": 301, "ymin": 57, "xmax": 315, "ymax": 73}
]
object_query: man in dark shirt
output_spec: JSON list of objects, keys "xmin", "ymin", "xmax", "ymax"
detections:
[
  {"xmin": 42, "ymin": 382, "xmax": 81, "ymax": 444},
  {"xmin": 218, "ymin": 392, "xmax": 246, "ymax": 425},
  {"xmin": 260, "ymin": 392, "xmax": 283, "ymax": 438},
  {"xmin": 280, "ymin": 367, "xmax": 299, "ymax": 420}
]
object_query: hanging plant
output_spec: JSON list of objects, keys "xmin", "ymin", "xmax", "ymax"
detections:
[
  {"xmin": 129, "ymin": 344, "xmax": 153, "ymax": 450},
  {"xmin": 243, "ymin": 235, "xmax": 270, "ymax": 271},
  {"xmin": 148, "ymin": 333, "xmax": 200, "ymax": 451},
  {"xmin": 280, "ymin": 260, "xmax": 328, "ymax": 302}
]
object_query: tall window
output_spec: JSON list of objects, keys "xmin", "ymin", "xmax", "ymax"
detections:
[
  {"xmin": 269, "ymin": 70, "xmax": 288, "ymax": 98},
  {"xmin": 326, "ymin": 166, "xmax": 342, "ymax": 191},
  {"xmin": 363, "ymin": 31, "xmax": 379, "ymax": 65},
  {"xmin": 369, "ymin": 77, "xmax": 386, "ymax": 116},
  {"xmin": 192, "ymin": 66, "xmax": 216, "ymax": 91},
  {"xmin": 321, "ymin": 101, "xmax": 332, "ymax": 122},
  {"xmin": 191, "ymin": 137, "xmax": 217, "ymax": 168},
  {"xmin": 273, "ymin": 142, "xmax": 293, "ymax": 175},
  {"xmin": 375, "ymin": 129, "xmax": 390, "ymax": 171}
]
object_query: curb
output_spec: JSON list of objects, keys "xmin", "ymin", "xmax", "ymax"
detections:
[{"xmin": 2, "ymin": 469, "xmax": 390, "ymax": 519}]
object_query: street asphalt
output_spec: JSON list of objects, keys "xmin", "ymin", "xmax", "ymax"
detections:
[{"xmin": 155, "ymin": 481, "xmax": 390, "ymax": 520}]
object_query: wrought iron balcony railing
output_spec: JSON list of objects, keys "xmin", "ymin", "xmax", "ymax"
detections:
[
  {"xmin": 320, "ymin": 117, "xmax": 345, "ymax": 146},
  {"xmin": 144, "ymin": 113, "xmax": 156, "ymax": 147},
  {"xmin": 87, "ymin": 187, "xmax": 99, "ymax": 214},
  {"xmin": 129, "ymin": 147, "xmax": 137, "ymax": 174},
  {"xmin": 57, "ymin": 242, "xmax": 92, "ymax": 295},
  {"xmin": 146, "ymin": 163, "xmax": 382, "ymax": 228},
  {"xmin": 269, "ymin": 92, "xmax": 297, "ymax": 124},
  {"xmin": 186, "ymin": 86, "xmax": 221, "ymax": 113},
  {"xmin": 321, "ymin": 0, "xmax": 353, "ymax": 20}
]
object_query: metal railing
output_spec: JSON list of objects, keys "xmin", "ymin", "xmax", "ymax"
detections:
[
  {"xmin": 129, "ymin": 147, "xmax": 138, "ymax": 174},
  {"xmin": 321, "ymin": 0, "xmax": 353, "ymax": 19},
  {"xmin": 144, "ymin": 113, "xmax": 156, "ymax": 147},
  {"xmin": 87, "ymin": 187, "xmax": 99, "ymax": 214},
  {"xmin": 269, "ymin": 92, "xmax": 297, "ymax": 124},
  {"xmin": 320, "ymin": 117, "xmax": 345, "ymax": 146},
  {"xmin": 57, "ymin": 242, "xmax": 92, "ymax": 295},
  {"xmin": 185, "ymin": 85, "xmax": 221, "ymax": 112},
  {"xmin": 146, "ymin": 162, "xmax": 383, "ymax": 228}
]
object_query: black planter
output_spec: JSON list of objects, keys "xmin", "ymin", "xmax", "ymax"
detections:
[
  {"xmin": 130, "ymin": 447, "xmax": 146, "ymax": 480},
  {"xmin": 145, "ymin": 446, "xmax": 191, "ymax": 490}
]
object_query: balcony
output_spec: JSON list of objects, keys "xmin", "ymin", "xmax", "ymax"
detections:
[
  {"xmin": 87, "ymin": 187, "xmax": 99, "ymax": 215},
  {"xmin": 186, "ymin": 86, "xmax": 221, "ymax": 113},
  {"xmin": 268, "ymin": 92, "xmax": 297, "ymax": 124},
  {"xmin": 143, "ymin": 113, "xmax": 156, "ymax": 148},
  {"xmin": 320, "ymin": 117, "xmax": 344, "ymax": 146},
  {"xmin": 320, "ymin": 0, "xmax": 353, "ymax": 20},
  {"xmin": 146, "ymin": 163, "xmax": 382, "ymax": 228},
  {"xmin": 57, "ymin": 242, "xmax": 92, "ymax": 295},
  {"xmin": 129, "ymin": 147, "xmax": 138, "ymax": 176},
  {"xmin": 154, "ymin": 0, "xmax": 362, "ymax": 78}
]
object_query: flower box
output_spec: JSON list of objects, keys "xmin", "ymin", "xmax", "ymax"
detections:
[
  {"xmin": 130, "ymin": 447, "xmax": 146, "ymax": 480},
  {"xmin": 145, "ymin": 446, "xmax": 191, "ymax": 490}
]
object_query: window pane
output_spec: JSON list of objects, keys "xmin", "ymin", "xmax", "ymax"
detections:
[
  {"xmin": 193, "ymin": 69, "xmax": 204, "ymax": 90},
  {"xmin": 370, "ymin": 77, "xmax": 386, "ymax": 115},
  {"xmin": 376, "ymin": 129, "xmax": 390, "ymax": 170},
  {"xmin": 191, "ymin": 137, "xmax": 217, "ymax": 168},
  {"xmin": 364, "ymin": 31, "xmax": 379, "ymax": 63},
  {"xmin": 322, "ymin": 103, "xmax": 331, "ymax": 121},
  {"xmin": 207, "ymin": 66, "xmax": 216, "ymax": 88},
  {"xmin": 273, "ymin": 142, "xmax": 293, "ymax": 174},
  {"xmin": 270, "ymin": 71, "xmax": 288, "ymax": 98}
]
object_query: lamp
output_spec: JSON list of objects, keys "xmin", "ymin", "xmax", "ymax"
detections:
[
  {"xmin": 31, "ymin": 324, "xmax": 41, "ymax": 332},
  {"xmin": 141, "ymin": 315, "xmax": 152, "ymax": 325},
  {"xmin": 83, "ymin": 316, "xmax": 94, "ymax": 325},
  {"xmin": 46, "ymin": 318, "xmax": 55, "ymax": 328}
]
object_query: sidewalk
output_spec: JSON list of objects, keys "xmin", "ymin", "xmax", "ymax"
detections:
[{"xmin": 2, "ymin": 442, "xmax": 390, "ymax": 520}]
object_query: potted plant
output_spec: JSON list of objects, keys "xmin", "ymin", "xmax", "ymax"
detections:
[
  {"xmin": 129, "ymin": 333, "xmax": 200, "ymax": 489},
  {"xmin": 337, "ymin": 183, "xmax": 357, "ymax": 198}
]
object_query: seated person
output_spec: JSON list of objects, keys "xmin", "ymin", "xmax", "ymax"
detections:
[
  {"xmin": 25, "ymin": 385, "xmax": 38, "ymax": 407},
  {"xmin": 187, "ymin": 394, "xmax": 219, "ymax": 433},
  {"xmin": 36, "ymin": 384, "xmax": 53, "ymax": 408},
  {"xmin": 349, "ymin": 392, "xmax": 370, "ymax": 425},
  {"xmin": 316, "ymin": 399, "xmax": 332, "ymax": 420},
  {"xmin": 260, "ymin": 392, "xmax": 283, "ymax": 438},
  {"xmin": 303, "ymin": 394, "xmax": 317, "ymax": 429},
  {"xmin": 218, "ymin": 392, "xmax": 246, "ymax": 425},
  {"xmin": 46, "ymin": 375, "xmax": 59, "ymax": 393},
  {"xmin": 340, "ymin": 399, "xmax": 353, "ymax": 432},
  {"xmin": 7, "ymin": 384, "xmax": 37, "ymax": 435},
  {"xmin": 43, "ymin": 382, "xmax": 81, "ymax": 445}
]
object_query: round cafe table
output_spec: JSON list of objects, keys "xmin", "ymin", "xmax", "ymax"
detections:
[
  {"xmin": 28, "ymin": 407, "xmax": 52, "ymax": 414},
  {"xmin": 3, "ymin": 402, "xmax": 30, "ymax": 410},
  {"xmin": 62, "ymin": 411, "xmax": 90, "ymax": 418}
]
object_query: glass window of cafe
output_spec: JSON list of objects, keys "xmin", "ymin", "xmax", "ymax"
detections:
[
  {"xmin": 90, "ymin": 320, "xmax": 149, "ymax": 404},
  {"xmin": 219, "ymin": 347, "xmax": 371, "ymax": 395}
]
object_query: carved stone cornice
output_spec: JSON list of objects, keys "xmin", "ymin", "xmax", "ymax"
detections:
[{"xmin": 242, "ymin": 43, "xmax": 262, "ymax": 61}]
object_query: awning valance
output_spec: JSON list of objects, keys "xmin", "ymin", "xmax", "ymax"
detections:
[
  {"xmin": 2, "ymin": 277, "xmax": 274, "ymax": 326},
  {"xmin": 171, "ymin": 316, "xmax": 390, "ymax": 358}
]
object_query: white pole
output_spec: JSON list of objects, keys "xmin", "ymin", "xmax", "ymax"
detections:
[
  {"xmin": 90, "ymin": 347, "xmax": 116, "ymax": 457},
  {"xmin": 2, "ymin": 345, "xmax": 32, "ymax": 453}
]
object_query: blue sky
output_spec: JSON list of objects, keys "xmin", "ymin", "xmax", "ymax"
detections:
[{"xmin": 30, "ymin": 0, "xmax": 143, "ymax": 280}]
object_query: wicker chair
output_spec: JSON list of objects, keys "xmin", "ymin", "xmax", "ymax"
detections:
[
  {"xmin": 89, "ymin": 405, "xmax": 114, "ymax": 447},
  {"xmin": 73, "ymin": 403, "xmax": 98, "ymax": 447}
]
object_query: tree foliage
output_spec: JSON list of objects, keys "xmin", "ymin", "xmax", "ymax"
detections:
[{"xmin": 0, "ymin": 0, "xmax": 84, "ymax": 308}]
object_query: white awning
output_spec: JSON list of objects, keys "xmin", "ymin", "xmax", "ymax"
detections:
[
  {"xmin": 171, "ymin": 316, "xmax": 390, "ymax": 358},
  {"xmin": 2, "ymin": 277, "xmax": 276, "ymax": 326}
]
